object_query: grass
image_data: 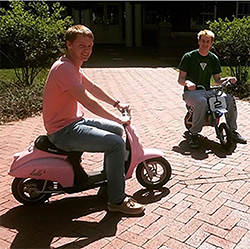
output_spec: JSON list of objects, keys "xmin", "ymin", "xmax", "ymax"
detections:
[{"xmin": 0, "ymin": 68, "xmax": 49, "ymax": 87}]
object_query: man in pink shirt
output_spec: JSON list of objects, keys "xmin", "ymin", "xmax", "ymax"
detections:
[{"xmin": 43, "ymin": 25, "xmax": 144, "ymax": 215}]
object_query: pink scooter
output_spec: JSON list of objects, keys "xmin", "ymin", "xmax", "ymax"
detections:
[{"xmin": 9, "ymin": 111, "xmax": 171, "ymax": 205}]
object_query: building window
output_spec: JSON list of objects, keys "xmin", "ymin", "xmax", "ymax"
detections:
[
  {"xmin": 92, "ymin": 4, "xmax": 104, "ymax": 25},
  {"xmin": 107, "ymin": 5, "xmax": 119, "ymax": 25},
  {"xmin": 236, "ymin": 2, "xmax": 250, "ymax": 17},
  {"xmin": 92, "ymin": 4, "xmax": 120, "ymax": 25},
  {"xmin": 190, "ymin": 2, "xmax": 216, "ymax": 30},
  {"xmin": 145, "ymin": 11, "xmax": 158, "ymax": 25}
]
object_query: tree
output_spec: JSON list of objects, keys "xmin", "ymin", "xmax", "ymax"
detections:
[
  {"xmin": 0, "ymin": 1, "xmax": 73, "ymax": 86},
  {"xmin": 208, "ymin": 16, "xmax": 250, "ymax": 98}
]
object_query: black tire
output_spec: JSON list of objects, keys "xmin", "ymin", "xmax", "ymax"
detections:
[
  {"xmin": 12, "ymin": 178, "xmax": 52, "ymax": 205},
  {"xmin": 136, "ymin": 157, "xmax": 171, "ymax": 189},
  {"xmin": 218, "ymin": 123, "xmax": 232, "ymax": 150}
]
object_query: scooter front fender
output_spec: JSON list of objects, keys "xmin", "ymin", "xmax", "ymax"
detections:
[{"xmin": 126, "ymin": 148, "xmax": 165, "ymax": 179}]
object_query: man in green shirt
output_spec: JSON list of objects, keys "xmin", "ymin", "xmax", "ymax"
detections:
[{"xmin": 178, "ymin": 29, "xmax": 247, "ymax": 149}]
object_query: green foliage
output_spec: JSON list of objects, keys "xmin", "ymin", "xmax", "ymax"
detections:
[
  {"xmin": 208, "ymin": 16, "xmax": 250, "ymax": 99},
  {"xmin": 0, "ymin": 1, "xmax": 73, "ymax": 86}
]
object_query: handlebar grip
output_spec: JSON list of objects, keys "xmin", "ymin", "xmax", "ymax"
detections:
[
  {"xmin": 222, "ymin": 79, "xmax": 231, "ymax": 87},
  {"xmin": 122, "ymin": 109, "xmax": 131, "ymax": 117}
]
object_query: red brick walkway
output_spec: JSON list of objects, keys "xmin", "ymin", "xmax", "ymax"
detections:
[{"xmin": 1, "ymin": 64, "xmax": 250, "ymax": 248}]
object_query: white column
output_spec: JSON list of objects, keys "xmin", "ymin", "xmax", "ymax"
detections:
[
  {"xmin": 72, "ymin": 8, "xmax": 80, "ymax": 24},
  {"xmin": 125, "ymin": 2, "xmax": 133, "ymax": 47},
  {"xmin": 81, "ymin": 9, "xmax": 91, "ymax": 28},
  {"xmin": 134, "ymin": 3, "xmax": 142, "ymax": 47}
]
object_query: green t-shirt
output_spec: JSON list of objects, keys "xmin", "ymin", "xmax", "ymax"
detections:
[{"xmin": 178, "ymin": 49, "xmax": 222, "ymax": 90}]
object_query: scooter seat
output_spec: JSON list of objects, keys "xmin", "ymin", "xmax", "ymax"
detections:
[{"xmin": 35, "ymin": 135, "xmax": 69, "ymax": 155}]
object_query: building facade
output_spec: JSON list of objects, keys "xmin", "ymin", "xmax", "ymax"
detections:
[{"xmin": 65, "ymin": 1, "xmax": 250, "ymax": 47}]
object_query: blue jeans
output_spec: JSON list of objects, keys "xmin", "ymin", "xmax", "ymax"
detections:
[{"xmin": 48, "ymin": 118, "xmax": 126, "ymax": 203}]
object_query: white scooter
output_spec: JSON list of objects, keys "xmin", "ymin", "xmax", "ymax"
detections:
[{"xmin": 184, "ymin": 80, "xmax": 232, "ymax": 150}]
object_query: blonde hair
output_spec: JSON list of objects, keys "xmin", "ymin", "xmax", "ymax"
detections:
[
  {"xmin": 65, "ymin": 24, "xmax": 94, "ymax": 43},
  {"xmin": 197, "ymin": 29, "xmax": 215, "ymax": 42}
]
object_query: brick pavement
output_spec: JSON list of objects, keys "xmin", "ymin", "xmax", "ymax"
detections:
[{"xmin": 1, "ymin": 47, "xmax": 250, "ymax": 249}]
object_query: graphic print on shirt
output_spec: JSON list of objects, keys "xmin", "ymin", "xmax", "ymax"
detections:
[{"xmin": 200, "ymin": 62, "xmax": 207, "ymax": 71}]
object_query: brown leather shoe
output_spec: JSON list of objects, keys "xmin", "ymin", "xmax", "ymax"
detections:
[{"xmin": 107, "ymin": 197, "xmax": 145, "ymax": 215}]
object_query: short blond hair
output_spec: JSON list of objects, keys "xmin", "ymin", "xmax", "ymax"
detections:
[
  {"xmin": 65, "ymin": 24, "xmax": 94, "ymax": 43},
  {"xmin": 197, "ymin": 29, "xmax": 215, "ymax": 42}
]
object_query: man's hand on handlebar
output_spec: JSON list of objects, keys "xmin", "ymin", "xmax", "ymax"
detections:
[
  {"xmin": 117, "ymin": 102, "xmax": 130, "ymax": 114},
  {"xmin": 115, "ymin": 103, "xmax": 131, "ymax": 125},
  {"xmin": 116, "ymin": 109, "xmax": 131, "ymax": 125},
  {"xmin": 228, "ymin": 77, "xmax": 237, "ymax": 84},
  {"xmin": 220, "ymin": 77, "xmax": 237, "ymax": 87},
  {"xmin": 185, "ymin": 80, "xmax": 196, "ymax": 91}
]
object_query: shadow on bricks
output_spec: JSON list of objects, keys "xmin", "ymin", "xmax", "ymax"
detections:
[
  {"xmin": 172, "ymin": 131, "xmax": 237, "ymax": 160},
  {"xmin": 133, "ymin": 187, "xmax": 170, "ymax": 204},
  {"xmin": 0, "ymin": 194, "xmax": 121, "ymax": 249}
]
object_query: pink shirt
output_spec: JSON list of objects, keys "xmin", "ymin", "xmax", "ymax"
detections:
[{"xmin": 43, "ymin": 56, "xmax": 85, "ymax": 135}]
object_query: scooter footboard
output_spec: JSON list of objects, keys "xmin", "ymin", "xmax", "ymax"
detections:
[{"xmin": 9, "ymin": 158, "xmax": 74, "ymax": 187}]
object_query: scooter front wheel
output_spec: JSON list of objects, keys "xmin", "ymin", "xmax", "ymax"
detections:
[
  {"xmin": 184, "ymin": 111, "xmax": 192, "ymax": 130},
  {"xmin": 218, "ymin": 123, "xmax": 232, "ymax": 150},
  {"xmin": 12, "ymin": 178, "xmax": 52, "ymax": 205},
  {"xmin": 136, "ymin": 157, "xmax": 171, "ymax": 189}
]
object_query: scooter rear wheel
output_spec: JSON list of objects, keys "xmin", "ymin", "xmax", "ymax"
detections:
[
  {"xmin": 12, "ymin": 178, "xmax": 52, "ymax": 205},
  {"xmin": 218, "ymin": 123, "xmax": 232, "ymax": 150},
  {"xmin": 136, "ymin": 157, "xmax": 171, "ymax": 189}
]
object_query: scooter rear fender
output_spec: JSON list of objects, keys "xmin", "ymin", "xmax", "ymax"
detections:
[{"xmin": 9, "ymin": 147, "xmax": 74, "ymax": 187}]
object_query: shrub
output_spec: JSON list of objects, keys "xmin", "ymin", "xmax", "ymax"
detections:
[
  {"xmin": 208, "ymin": 16, "xmax": 250, "ymax": 99},
  {"xmin": 0, "ymin": 83, "xmax": 44, "ymax": 124},
  {"xmin": 0, "ymin": 1, "xmax": 73, "ymax": 86}
]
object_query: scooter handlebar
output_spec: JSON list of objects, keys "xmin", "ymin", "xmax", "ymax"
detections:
[
  {"xmin": 221, "ymin": 79, "xmax": 231, "ymax": 87},
  {"xmin": 121, "ymin": 109, "xmax": 131, "ymax": 127},
  {"xmin": 210, "ymin": 79, "xmax": 231, "ymax": 91},
  {"xmin": 196, "ymin": 85, "xmax": 206, "ymax": 90},
  {"xmin": 122, "ymin": 109, "xmax": 131, "ymax": 118},
  {"xmin": 196, "ymin": 79, "xmax": 231, "ymax": 91}
]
